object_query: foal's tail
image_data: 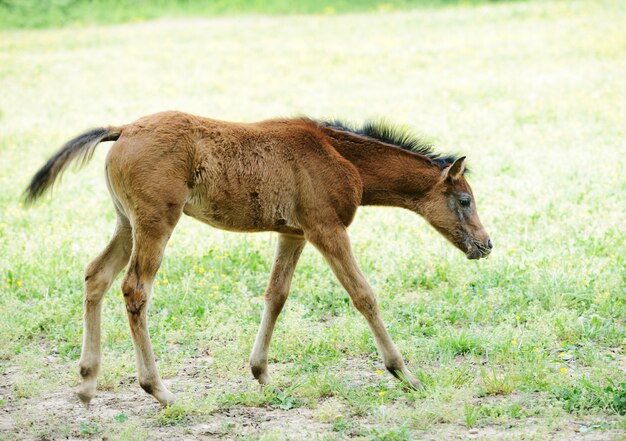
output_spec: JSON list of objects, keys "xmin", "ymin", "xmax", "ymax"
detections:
[{"xmin": 24, "ymin": 127, "xmax": 122, "ymax": 204}]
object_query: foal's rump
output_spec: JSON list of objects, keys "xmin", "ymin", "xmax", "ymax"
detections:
[{"xmin": 25, "ymin": 111, "xmax": 209, "ymax": 212}]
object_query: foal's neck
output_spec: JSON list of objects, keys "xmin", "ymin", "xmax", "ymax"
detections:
[{"xmin": 320, "ymin": 127, "xmax": 442, "ymax": 209}]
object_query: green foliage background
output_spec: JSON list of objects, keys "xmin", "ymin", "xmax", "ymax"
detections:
[{"xmin": 1, "ymin": 0, "xmax": 521, "ymax": 28}]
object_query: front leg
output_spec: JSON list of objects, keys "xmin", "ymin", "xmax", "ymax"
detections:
[
  {"xmin": 250, "ymin": 234, "xmax": 306, "ymax": 384},
  {"xmin": 306, "ymin": 226, "xmax": 422, "ymax": 390}
]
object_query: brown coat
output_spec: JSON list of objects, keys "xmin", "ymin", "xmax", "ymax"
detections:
[{"xmin": 26, "ymin": 110, "xmax": 491, "ymax": 407}]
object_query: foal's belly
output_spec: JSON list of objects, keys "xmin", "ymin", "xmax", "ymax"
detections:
[{"xmin": 183, "ymin": 193, "xmax": 303, "ymax": 235}]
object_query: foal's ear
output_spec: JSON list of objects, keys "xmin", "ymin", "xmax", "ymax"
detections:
[{"xmin": 442, "ymin": 156, "xmax": 466, "ymax": 181}]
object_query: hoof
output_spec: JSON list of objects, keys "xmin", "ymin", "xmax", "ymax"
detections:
[
  {"xmin": 256, "ymin": 372, "xmax": 271, "ymax": 386},
  {"xmin": 76, "ymin": 380, "xmax": 96, "ymax": 409},
  {"xmin": 251, "ymin": 364, "xmax": 271, "ymax": 385},
  {"xmin": 141, "ymin": 382, "xmax": 176, "ymax": 407},
  {"xmin": 407, "ymin": 375, "xmax": 425, "ymax": 391},
  {"xmin": 76, "ymin": 390, "xmax": 93, "ymax": 409},
  {"xmin": 389, "ymin": 368, "xmax": 424, "ymax": 391},
  {"xmin": 157, "ymin": 390, "xmax": 176, "ymax": 408}
]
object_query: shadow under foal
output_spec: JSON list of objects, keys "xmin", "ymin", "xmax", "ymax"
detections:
[{"xmin": 26, "ymin": 111, "xmax": 492, "ymax": 407}]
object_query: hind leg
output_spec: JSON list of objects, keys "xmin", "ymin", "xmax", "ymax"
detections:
[
  {"xmin": 77, "ymin": 214, "xmax": 132, "ymax": 407},
  {"xmin": 120, "ymin": 201, "xmax": 184, "ymax": 406}
]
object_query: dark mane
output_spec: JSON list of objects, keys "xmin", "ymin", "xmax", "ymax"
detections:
[{"xmin": 319, "ymin": 119, "xmax": 462, "ymax": 170}]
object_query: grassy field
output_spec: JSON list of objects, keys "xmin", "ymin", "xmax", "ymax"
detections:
[
  {"xmin": 1, "ymin": 1, "xmax": 625, "ymax": 439},
  {"xmin": 0, "ymin": 0, "xmax": 522, "ymax": 29}
]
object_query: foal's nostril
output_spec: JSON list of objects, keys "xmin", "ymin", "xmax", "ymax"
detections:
[{"xmin": 486, "ymin": 239, "xmax": 493, "ymax": 250}]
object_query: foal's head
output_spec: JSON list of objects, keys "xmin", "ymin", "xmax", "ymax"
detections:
[{"xmin": 419, "ymin": 157, "xmax": 492, "ymax": 260}]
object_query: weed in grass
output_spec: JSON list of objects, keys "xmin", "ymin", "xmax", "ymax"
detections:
[
  {"xmin": 506, "ymin": 403, "xmax": 523, "ymax": 419},
  {"xmin": 113, "ymin": 413, "xmax": 129, "ymax": 423},
  {"xmin": 368, "ymin": 425, "xmax": 411, "ymax": 441},
  {"xmin": 79, "ymin": 421, "xmax": 100, "ymax": 435},
  {"xmin": 217, "ymin": 383, "xmax": 304, "ymax": 410},
  {"xmin": 450, "ymin": 365, "xmax": 475, "ymax": 388},
  {"xmin": 301, "ymin": 370, "xmax": 344, "ymax": 400},
  {"xmin": 463, "ymin": 402, "xmax": 482, "ymax": 428},
  {"xmin": 557, "ymin": 378, "xmax": 626, "ymax": 416},
  {"xmin": 480, "ymin": 402, "xmax": 525, "ymax": 421},
  {"xmin": 330, "ymin": 416, "xmax": 351, "ymax": 432},
  {"xmin": 605, "ymin": 380, "xmax": 626, "ymax": 415},
  {"xmin": 217, "ymin": 384, "xmax": 267, "ymax": 408},
  {"xmin": 157, "ymin": 401, "xmax": 191, "ymax": 426},
  {"xmin": 12, "ymin": 376, "xmax": 43, "ymax": 399},
  {"xmin": 480, "ymin": 366, "xmax": 517, "ymax": 396},
  {"xmin": 111, "ymin": 423, "xmax": 150, "ymax": 441},
  {"xmin": 316, "ymin": 397, "xmax": 348, "ymax": 424},
  {"xmin": 218, "ymin": 421, "xmax": 238, "ymax": 437},
  {"xmin": 268, "ymin": 387, "xmax": 304, "ymax": 410},
  {"xmin": 438, "ymin": 328, "xmax": 484, "ymax": 356}
]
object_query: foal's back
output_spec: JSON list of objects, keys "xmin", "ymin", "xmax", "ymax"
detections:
[{"xmin": 105, "ymin": 111, "xmax": 362, "ymax": 235}]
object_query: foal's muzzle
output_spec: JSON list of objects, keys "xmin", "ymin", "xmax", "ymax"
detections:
[{"xmin": 466, "ymin": 238, "xmax": 493, "ymax": 260}]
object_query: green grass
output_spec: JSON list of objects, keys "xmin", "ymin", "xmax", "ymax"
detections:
[
  {"xmin": 0, "ymin": 0, "xmax": 523, "ymax": 29},
  {"xmin": 1, "ymin": 0, "xmax": 625, "ymax": 439}
]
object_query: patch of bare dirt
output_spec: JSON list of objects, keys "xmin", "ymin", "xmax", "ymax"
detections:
[
  {"xmin": 0, "ymin": 356, "xmax": 624, "ymax": 440},
  {"xmin": 0, "ymin": 357, "xmax": 332, "ymax": 440},
  {"xmin": 422, "ymin": 418, "xmax": 625, "ymax": 441},
  {"xmin": 2, "ymin": 387, "xmax": 330, "ymax": 440}
]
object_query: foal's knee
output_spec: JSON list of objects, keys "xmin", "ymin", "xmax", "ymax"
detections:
[
  {"xmin": 264, "ymin": 288, "xmax": 289, "ymax": 311},
  {"xmin": 121, "ymin": 275, "xmax": 147, "ymax": 317},
  {"xmin": 350, "ymin": 291, "xmax": 378, "ymax": 318}
]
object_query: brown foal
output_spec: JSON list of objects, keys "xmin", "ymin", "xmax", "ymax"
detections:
[{"xmin": 26, "ymin": 111, "xmax": 492, "ymax": 407}]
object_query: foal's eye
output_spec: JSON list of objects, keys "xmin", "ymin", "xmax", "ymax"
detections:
[{"xmin": 459, "ymin": 197, "xmax": 471, "ymax": 208}]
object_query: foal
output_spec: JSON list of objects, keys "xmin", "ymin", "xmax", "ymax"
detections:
[{"xmin": 26, "ymin": 111, "xmax": 492, "ymax": 407}]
